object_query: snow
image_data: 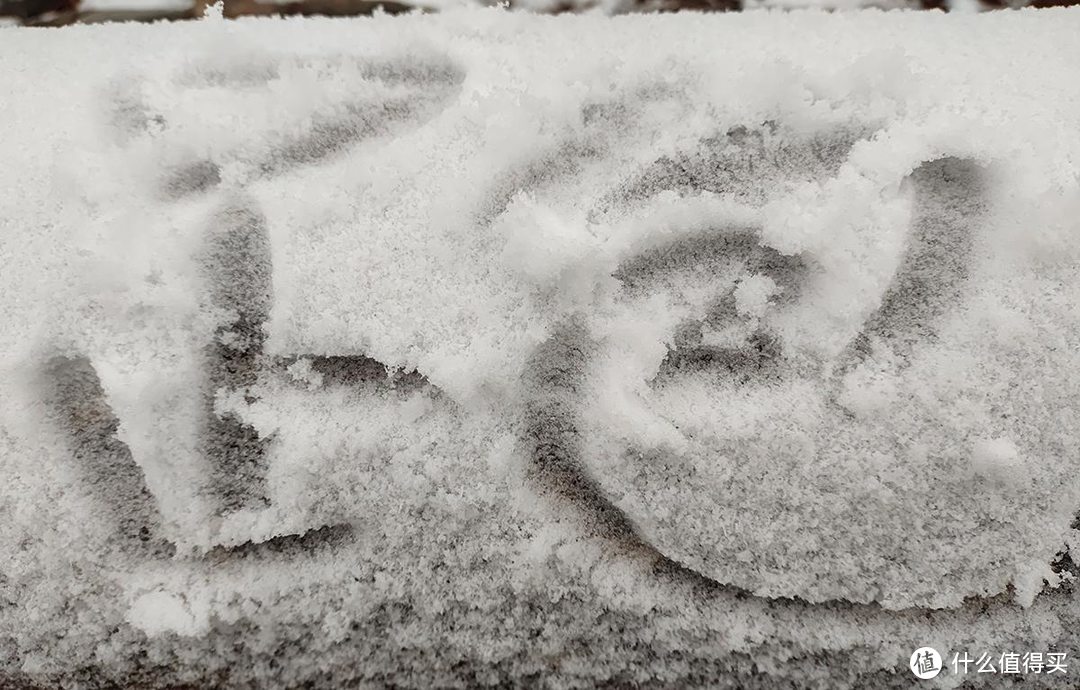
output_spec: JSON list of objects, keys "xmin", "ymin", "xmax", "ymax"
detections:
[
  {"xmin": 126, "ymin": 589, "xmax": 211, "ymax": 637},
  {"xmin": 1, "ymin": 7, "xmax": 1080, "ymax": 688},
  {"xmin": 733, "ymin": 273, "xmax": 779, "ymax": 318},
  {"xmin": 970, "ymin": 436, "xmax": 1023, "ymax": 482}
]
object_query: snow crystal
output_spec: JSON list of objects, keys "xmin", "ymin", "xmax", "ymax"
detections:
[{"xmin": 2, "ymin": 7, "xmax": 1080, "ymax": 688}]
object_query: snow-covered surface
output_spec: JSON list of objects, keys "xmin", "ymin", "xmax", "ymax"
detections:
[{"xmin": 2, "ymin": 8, "xmax": 1080, "ymax": 687}]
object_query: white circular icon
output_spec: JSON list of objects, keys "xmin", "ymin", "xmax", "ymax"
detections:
[{"xmin": 910, "ymin": 647, "xmax": 943, "ymax": 679}]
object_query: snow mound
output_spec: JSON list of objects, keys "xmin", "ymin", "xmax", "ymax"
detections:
[{"xmin": 2, "ymin": 8, "xmax": 1080, "ymax": 687}]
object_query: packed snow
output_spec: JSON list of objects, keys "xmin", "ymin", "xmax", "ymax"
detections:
[{"xmin": 1, "ymin": 7, "xmax": 1080, "ymax": 687}]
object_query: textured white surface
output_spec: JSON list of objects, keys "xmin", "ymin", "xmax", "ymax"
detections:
[{"xmin": 2, "ymin": 8, "xmax": 1080, "ymax": 688}]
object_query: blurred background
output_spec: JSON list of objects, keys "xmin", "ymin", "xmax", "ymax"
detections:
[{"xmin": 1, "ymin": 0, "xmax": 1076, "ymax": 25}]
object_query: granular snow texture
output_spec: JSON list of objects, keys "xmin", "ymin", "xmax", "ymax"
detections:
[{"xmin": 1, "ymin": 8, "xmax": 1080, "ymax": 688}]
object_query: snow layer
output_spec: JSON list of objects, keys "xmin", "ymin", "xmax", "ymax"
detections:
[{"xmin": 2, "ymin": 7, "xmax": 1080, "ymax": 687}]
